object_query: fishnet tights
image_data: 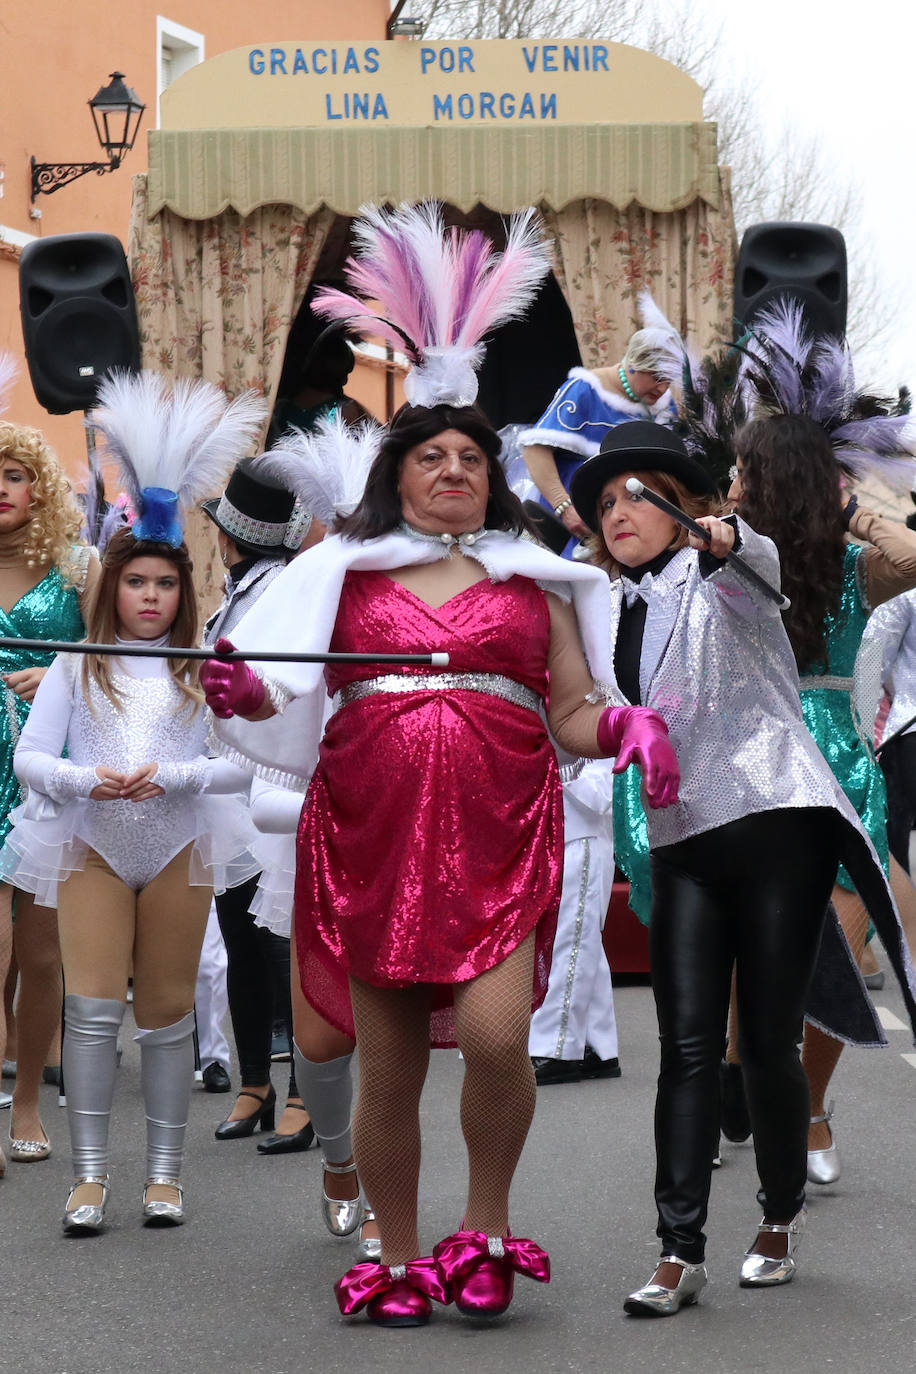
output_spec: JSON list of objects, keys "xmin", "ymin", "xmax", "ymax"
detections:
[{"xmin": 349, "ymin": 932, "xmax": 537, "ymax": 1266}]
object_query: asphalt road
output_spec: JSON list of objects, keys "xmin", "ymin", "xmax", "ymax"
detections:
[{"xmin": 2, "ymin": 962, "xmax": 915, "ymax": 1374}]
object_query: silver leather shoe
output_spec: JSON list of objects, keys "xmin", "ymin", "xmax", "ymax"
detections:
[
  {"xmin": 62, "ymin": 1176, "xmax": 110, "ymax": 1234},
  {"xmin": 356, "ymin": 1205, "xmax": 382, "ymax": 1262},
  {"xmin": 141, "ymin": 1176, "xmax": 185, "ymax": 1226},
  {"xmin": 321, "ymin": 1157, "xmax": 363, "ymax": 1237},
  {"xmin": 624, "ymin": 1255, "xmax": 708, "ymax": 1315},
  {"xmin": 807, "ymin": 1103, "xmax": 840, "ymax": 1184},
  {"xmin": 739, "ymin": 1205, "xmax": 806, "ymax": 1286}
]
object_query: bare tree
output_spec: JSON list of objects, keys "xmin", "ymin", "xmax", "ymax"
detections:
[
  {"xmin": 422, "ymin": 0, "xmax": 643, "ymax": 41},
  {"xmin": 420, "ymin": 0, "xmax": 892, "ymax": 361}
]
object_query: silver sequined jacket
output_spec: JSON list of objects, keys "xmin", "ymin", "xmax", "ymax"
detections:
[{"xmin": 610, "ymin": 519, "xmax": 864, "ymax": 850}]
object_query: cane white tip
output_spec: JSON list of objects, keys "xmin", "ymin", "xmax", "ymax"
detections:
[
  {"xmin": 625, "ymin": 478, "xmax": 644, "ymax": 494},
  {"xmin": 431, "ymin": 652, "xmax": 450, "ymax": 667}
]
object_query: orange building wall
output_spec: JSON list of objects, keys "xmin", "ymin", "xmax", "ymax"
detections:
[{"xmin": 0, "ymin": 1, "xmax": 391, "ymax": 470}]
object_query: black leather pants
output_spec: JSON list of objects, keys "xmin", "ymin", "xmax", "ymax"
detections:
[
  {"xmin": 648, "ymin": 807, "xmax": 839, "ymax": 1263},
  {"xmin": 215, "ymin": 876, "xmax": 296, "ymax": 1095}
]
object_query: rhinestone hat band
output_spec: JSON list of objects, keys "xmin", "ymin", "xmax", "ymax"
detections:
[{"xmin": 214, "ymin": 494, "xmax": 292, "ymax": 549}]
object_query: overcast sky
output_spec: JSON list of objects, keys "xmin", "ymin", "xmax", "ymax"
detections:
[{"xmin": 658, "ymin": 0, "xmax": 916, "ymax": 389}]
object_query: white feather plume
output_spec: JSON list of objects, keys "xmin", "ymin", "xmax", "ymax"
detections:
[
  {"xmin": 257, "ymin": 413, "xmax": 383, "ymax": 529},
  {"xmin": 0, "ymin": 352, "xmax": 19, "ymax": 417},
  {"xmin": 88, "ymin": 371, "xmax": 267, "ymax": 512}
]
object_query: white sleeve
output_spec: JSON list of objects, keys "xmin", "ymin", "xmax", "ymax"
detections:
[
  {"xmin": 153, "ymin": 756, "xmax": 255, "ymax": 795},
  {"xmin": 249, "ymin": 776, "xmax": 306, "ymax": 834},
  {"xmin": 12, "ymin": 657, "xmax": 96, "ymax": 798}
]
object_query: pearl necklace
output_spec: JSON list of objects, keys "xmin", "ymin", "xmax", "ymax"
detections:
[{"xmin": 399, "ymin": 521, "xmax": 486, "ymax": 548}]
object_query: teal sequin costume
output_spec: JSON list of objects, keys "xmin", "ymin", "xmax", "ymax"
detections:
[
  {"xmin": 614, "ymin": 542, "xmax": 887, "ymax": 923},
  {"xmin": 0, "ymin": 565, "xmax": 85, "ymax": 844},
  {"xmin": 798, "ymin": 542, "xmax": 888, "ymax": 890}
]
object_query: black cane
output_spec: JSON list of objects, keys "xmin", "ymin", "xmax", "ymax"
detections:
[
  {"xmin": 624, "ymin": 478, "xmax": 790, "ymax": 610},
  {"xmin": 0, "ymin": 637, "xmax": 450, "ymax": 668}
]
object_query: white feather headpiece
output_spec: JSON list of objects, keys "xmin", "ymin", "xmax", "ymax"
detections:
[
  {"xmin": 257, "ymin": 413, "xmax": 384, "ymax": 530},
  {"xmin": 87, "ymin": 371, "xmax": 267, "ymax": 545},
  {"xmin": 312, "ymin": 201, "xmax": 552, "ymax": 410}
]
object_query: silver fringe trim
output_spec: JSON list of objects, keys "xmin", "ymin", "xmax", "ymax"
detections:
[
  {"xmin": 206, "ymin": 729, "xmax": 310, "ymax": 793},
  {"xmin": 261, "ymin": 673, "xmax": 294, "ymax": 715},
  {"xmin": 553, "ymin": 837, "xmax": 590, "ymax": 1057},
  {"xmin": 558, "ymin": 758, "xmax": 586, "ymax": 783},
  {"xmin": 333, "ymin": 671, "xmax": 542, "ymax": 715}
]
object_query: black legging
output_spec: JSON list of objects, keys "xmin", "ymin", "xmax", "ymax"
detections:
[
  {"xmin": 215, "ymin": 876, "xmax": 296, "ymax": 1097},
  {"xmin": 648, "ymin": 806, "xmax": 840, "ymax": 1263},
  {"xmin": 878, "ymin": 731, "xmax": 916, "ymax": 873}
]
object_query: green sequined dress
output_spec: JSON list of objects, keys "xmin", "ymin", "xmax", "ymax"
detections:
[
  {"xmin": 613, "ymin": 541, "xmax": 887, "ymax": 923},
  {"xmin": 799, "ymin": 542, "xmax": 888, "ymax": 890},
  {"xmin": 0, "ymin": 565, "xmax": 85, "ymax": 845}
]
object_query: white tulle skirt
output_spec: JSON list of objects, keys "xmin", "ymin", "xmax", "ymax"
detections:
[
  {"xmin": 248, "ymin": 830, "xmax": 295, "ymax": 938},
  {"xmin": 0, "ymin": 792, "xmax": 260, "ymax": 906}
]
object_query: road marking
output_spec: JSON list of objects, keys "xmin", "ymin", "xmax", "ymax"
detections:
[
  {"xmin": 902, "ymin": 1054, "xmax": 916, "ymax": 1070},
  {"xmin": 875, "ymin": 1005, "xmax": 908, "ymax": 1032}
]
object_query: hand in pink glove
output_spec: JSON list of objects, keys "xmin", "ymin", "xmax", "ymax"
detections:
[
  {"xmin": 597, "ymin": 705, "xmax": 680, "ymax": 809},
  {"xmin": 200, "ymin": 638, "xmax": 266, "ymax": 720}
]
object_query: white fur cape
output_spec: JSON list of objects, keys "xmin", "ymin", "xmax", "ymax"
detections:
[{"xmin": 209, "ymin": 528, "xmax": 615, "ymax": 790}]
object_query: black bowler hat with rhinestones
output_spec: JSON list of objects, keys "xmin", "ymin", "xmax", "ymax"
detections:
[
  {"xmin": 570, "ymin": 421, "xmax": 714, "ymax": 530},
  {"xmin": 202, "ymin": 458, "xmax": 300, "ymax": 557}
]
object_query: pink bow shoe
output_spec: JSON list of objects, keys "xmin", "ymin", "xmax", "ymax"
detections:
[
  {"xmin": 334, "ymin": 1257, "xmax": 449, "ymax": 1328},
  {"xmin": 434, "ymin": 1228, "xmax": 550, "ymax": 1317}
]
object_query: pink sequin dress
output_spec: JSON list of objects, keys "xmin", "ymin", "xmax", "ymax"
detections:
[{"xmin": 295, "ymin": 569, "xmax": 563, "ymax": 1046}]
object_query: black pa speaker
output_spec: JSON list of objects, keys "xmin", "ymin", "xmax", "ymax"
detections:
[
  {"xmin": 19, "ymin": 233, "xmax": 140, "ymax": 413},
  {"xmin": 734, "ymin": 222, "xmax": 847, "ymax": 339}
]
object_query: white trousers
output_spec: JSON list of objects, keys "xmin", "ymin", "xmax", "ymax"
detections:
[
  {"xmin": 194, "ymin": 900, "xmax": 231, "ymax": 1072},
  {"xmin": 528, "ymin": 832, "xmax": 619, "ymax": 1061}
]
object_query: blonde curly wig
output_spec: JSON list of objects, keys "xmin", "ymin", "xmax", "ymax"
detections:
[{"xmin": 0, "ymin": 421, "xmax": 85, "ymax": 583}]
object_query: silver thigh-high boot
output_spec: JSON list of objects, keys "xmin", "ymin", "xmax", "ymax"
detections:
[
  {"xmin": 61, "ymin": 993, "xmax": 126, "ymax": 1234},
  {"xmin": 136, "ymin": 1011, "xmax": 195, "ymax": 1226},
  {"xmin": 292, "ymin": 1042, "xmax": 372, "ymax": 1249}
]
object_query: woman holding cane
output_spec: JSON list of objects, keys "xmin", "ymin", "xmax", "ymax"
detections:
[{"xmin": 568, "ymin": 419, "xmax": 916, "ymax": 1314}]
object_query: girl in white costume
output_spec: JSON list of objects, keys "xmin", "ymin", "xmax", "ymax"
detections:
[{"xmin": 0, "ymin": 372, "xmax": 264, "ymax": 1232}]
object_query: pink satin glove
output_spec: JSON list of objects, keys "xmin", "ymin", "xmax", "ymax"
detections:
[
  {"xmin": 199, "ymin": 638, "xmax": 266, "ymax": 720},
  {"xmin": 597, "ymin": 705, "xmax": 680, "ymax": 809}
]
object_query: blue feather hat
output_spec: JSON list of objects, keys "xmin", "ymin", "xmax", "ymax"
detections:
[{"xmin": 86, "ymin": 371, "xmax": 268, "ymax": 549}]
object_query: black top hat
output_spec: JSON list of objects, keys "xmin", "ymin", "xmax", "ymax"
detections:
[
  {"xmin": 202, "ymin": 457, "xmax": 298, "ymax": 557},
  {"xmin": 570, "ymin": 421, "xmax": 713, "ymax": 530}
]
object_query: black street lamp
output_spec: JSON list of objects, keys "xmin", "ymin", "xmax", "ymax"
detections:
[{"xmin": 31, "ymin": 72, "xmax": 145, "ymax": 200}]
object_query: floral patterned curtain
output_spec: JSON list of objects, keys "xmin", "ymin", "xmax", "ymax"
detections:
[
  {"xmin": 540, "ymin": 169, "xmax": 736, "ymax": 368},
  {"xmin": 127, "ymin": 174, "xmax": 334, "ymax": 611}
]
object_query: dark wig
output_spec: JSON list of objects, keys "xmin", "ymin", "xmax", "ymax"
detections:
[
  {"xmin": 335, "ymin": 403, "xmax": 534, "ymax": 541},
  {"xmin": 735, "ymin": 413, "xmax": 846, "ymax": 672}
]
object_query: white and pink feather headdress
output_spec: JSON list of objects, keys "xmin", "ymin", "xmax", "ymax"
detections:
[{"xmin": 312, "ymin": 201, "xmax": 551, "ymax": 410}]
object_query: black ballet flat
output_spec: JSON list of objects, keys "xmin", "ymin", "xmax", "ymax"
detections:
[
  {"xmin": 257, "ymin": 1106, "xmax": 316, "ymax": 1155},
  {"xmin": 214, "ymin": 1086, "xmax": 276, "ymax": 1140}
]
